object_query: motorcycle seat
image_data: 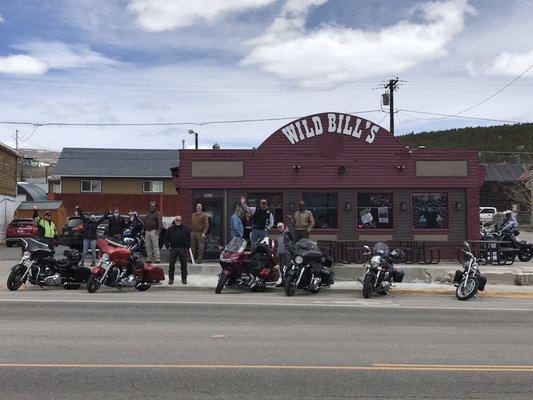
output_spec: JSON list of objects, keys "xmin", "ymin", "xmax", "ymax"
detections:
[{"xmin": 55, "ymin": 258, "xmax": 74, "ymax": 269}]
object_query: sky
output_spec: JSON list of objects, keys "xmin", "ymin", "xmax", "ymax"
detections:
[{"xmin": 0, "ymin": 0, "xmax": 532, "ymax": 151}]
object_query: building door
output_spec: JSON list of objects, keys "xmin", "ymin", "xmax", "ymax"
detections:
[{"xmin": 193, "ymin": 195, "xmax": 224, "ymax": 260}]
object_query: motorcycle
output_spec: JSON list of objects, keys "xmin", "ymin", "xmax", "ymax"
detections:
[
  {"xmin": 7, "ymin": 238, "xmax": 90, "ymax": 291},
  {"xmin": 216, "ymin": 236, "xmax": 279, "ymax": 293},
  {"xmin": 454, "ymin": 241, "xmax": 487, "ymax": 301},
  {"xmin": 284, "ymin": 239, "xmax": 335, "ymax": 296},
  {"xmin": 361, "ymin": 242, "xmax": 405, "ymax": 298},
  {"xmin": 481, "ymin": 227, "xmax": 532, "ymax": 262},
  {"xmin": 86, "ymin": 238, "xmax": 165, "ymax": 293}
]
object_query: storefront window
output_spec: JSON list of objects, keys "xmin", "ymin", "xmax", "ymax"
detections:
[
  {"xmin": 302, "ymin": 193, "xmax": 338, "ymax": 229},
  {"xmin": 246, "ymin": 193, "xmax": 284, "ymax": 224},
  {"xmin": 357, "ymin": 193, "xmax": 393, "ymax": 229},
  {"xmin": 412, "ymin": 193, "xmax": 449, "ymax": 229}
]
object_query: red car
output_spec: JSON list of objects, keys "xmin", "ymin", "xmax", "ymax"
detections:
[{"xmin": 5, "ymin": 218, "xmax": 39, "ymax": 247}]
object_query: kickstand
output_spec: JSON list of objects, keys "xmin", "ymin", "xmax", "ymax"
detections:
[{"xmin": 474, "ymin": 294, "xmax": 481, "ymax": 300}]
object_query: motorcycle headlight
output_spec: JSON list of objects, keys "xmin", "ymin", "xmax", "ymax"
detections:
[
  {"xmin": 369, "ymin": 256, "xmax": 381, "ymax": 269},
  {"xmin": 295, "ymin": 256, "xmax": 304, "ymax": 265},
  {"xmin": 101, "ymin": 253, "xmax": 109, "ymax": 262},
  {"xmin": 23, "ymin": 251, "xmax": 31, "ymax": 259}
]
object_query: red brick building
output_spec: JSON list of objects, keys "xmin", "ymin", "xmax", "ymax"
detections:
[{"xmin": 175, "ymin": 112, "xmax": 484, "ymax": 257}]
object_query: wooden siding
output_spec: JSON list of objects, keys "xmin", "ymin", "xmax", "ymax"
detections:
[
  {"xmin": 61, "ymin": 177, "xmax": 176, "ymax": 195},
  {"xmin": 50, "ymin": 193, "xmax": 179, "ymax": 217},
  {"xmin": 0, "ymin": 150, "xmax": 17, "ymax": 196}
]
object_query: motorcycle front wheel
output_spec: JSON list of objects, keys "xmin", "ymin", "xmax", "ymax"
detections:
[
  {"xmin": 7, "ymin": 268, "xmax": 25, "ymax": 291},
  {"xmin": 362, "ymin": 274, "xmax": 375, "ymax": 299},
  {"xmin": 215, "ymin": 274, "xmax": 229, "ymax": 294},
  {"xmin": 284, "ymin": 274, "xmax": 297, "ymax": 297},
  {"xmin": 87, "ymin": 275, "xmax": 102, "ymax": 293},
  {"xmin": 455, "ymin": 277, "xmax": 479, "ymax": 301}
]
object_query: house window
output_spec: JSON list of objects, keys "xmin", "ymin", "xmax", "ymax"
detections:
[
  {"xmin": 412, "ymin": 192, "xmax": 449, "ymax": 229},
  {"xmin": 80, "ymin": 180, "xmax": 101, "ymax": 193},
  {"xmin": 143, "ymin": 180, "xmax": 164, "ymax": 193},
  {"xmin": 246, "ymin": 193, "xmax": 284, "ymax": 224},
  {"xmin": 302, "ymin": 193, "xmax": 338, "ymax": 229},
  {"xmin": 357, "ymin": 193, "xmax": 393, "ymax": 229}
]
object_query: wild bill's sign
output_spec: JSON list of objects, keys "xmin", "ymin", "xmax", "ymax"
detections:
[{"xmin": 280, "ymin": 113, "xmax": 379, "ymax": 144}]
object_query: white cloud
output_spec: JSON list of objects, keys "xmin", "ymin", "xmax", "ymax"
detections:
[
  {"xmin": 14, "ymin": 41, "xmax": 119, "ymax": 70},
  {"xmin": 0, "ymin": 55, "xmax": 49, "ymax": 75},
  {"xmin": 483, "ymin": 49, "xmax": 533, "ymax": 77},
  {"xmin": 242, "ymin": 0, "xmax": 475, "ymax": 85},
  {"xmin": 0, "ymin": 14, "xmax": 4, "ymax": 23},
  {"xmin": 128, "ymin": 0, "xmax": 276, "ymax": 32}
]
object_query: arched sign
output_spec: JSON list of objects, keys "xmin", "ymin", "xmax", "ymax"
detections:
[{"xmin": 278, "ymin": 112, "xmax": 380, "ymax": 145}]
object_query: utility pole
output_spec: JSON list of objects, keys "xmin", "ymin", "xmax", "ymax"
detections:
[
  {"xmin": 15, "ymin": 129, "xmax": 19, "ymax": 150},
  {"xmin": 188, "ymin": 129, "xmax": 198, "ymax": 150},
  {"xmin": 384, "ymin": 78, "xmax": 399, "ymax": 135}
]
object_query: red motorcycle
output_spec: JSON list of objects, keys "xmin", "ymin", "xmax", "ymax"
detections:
[
  {"xmin": 215, "ymin": 237, "xmax": 279, "ymax": 293},
  {"xmin": 87, "ymin": 238, "xmax": 165, "ymax": 293}
]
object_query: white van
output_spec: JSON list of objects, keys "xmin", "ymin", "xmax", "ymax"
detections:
[{"xmin": 479, "ymin": 207, "xmax": 497, "ymax": 225}]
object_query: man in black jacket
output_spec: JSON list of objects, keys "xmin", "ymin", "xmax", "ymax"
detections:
[
  {"xmin": 165, "ymin": 215, "xmax": 191, "ymax": 285},
  {"xmin": 108, "ymin": 208, "xmax": 128, "ymax": 240},
  {"xmin": 76, "ymin": 206, "xmax": 108, "ymax": 266}
]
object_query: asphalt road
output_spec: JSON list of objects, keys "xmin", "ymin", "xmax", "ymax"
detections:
[{"xmin": 1, "ymin": 290, "xmax": 532, "ymax": 399}]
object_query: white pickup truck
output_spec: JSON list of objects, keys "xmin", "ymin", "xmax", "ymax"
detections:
[{"xmin": 479, "ymin": 207, "xmax": 497, "ymax": 225}]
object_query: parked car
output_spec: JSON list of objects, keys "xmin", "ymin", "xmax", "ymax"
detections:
[
  {"xmin": 5, "ymin": 218, "xmax": 39, "ymax": 247},
  {"xmin": 479, "ymin": 207, "xmax": 497, "ymax": 225}
]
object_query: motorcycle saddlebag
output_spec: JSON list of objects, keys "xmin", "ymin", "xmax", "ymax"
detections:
[
  {"xmin": 144, "ymin": 263, "xmax": 165, "ymax": 282},
  {"xmin": 453, "ymin": 270, "xmax": 464, "ymax": 284},
  {"xmin": 478, "ymin": 275, "xmax": 487, "ymax": 291},
  {"xmin": 392, "ymin": 269, "xmax": 405, "ymax": 283}
]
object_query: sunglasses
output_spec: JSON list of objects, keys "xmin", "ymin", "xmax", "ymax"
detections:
[{"xmin": 175, "ymin": 219, "xmax": 182, "ymax": 222}]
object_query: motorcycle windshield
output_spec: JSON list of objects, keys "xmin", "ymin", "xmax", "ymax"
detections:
[
  {"xmin": 225, "ymin": 237, "xmax": 247, "ymax": 253},
  {"xmin": 294, "ymin": 239, "xmax": 319, "ymax": 251},
  {"xmin": 20, "ymin": 237, "xmax": 53, "ymax": 254},
  {"xmin": 372, "ymin": 242, "xmax": 390, "ymax": 257}
]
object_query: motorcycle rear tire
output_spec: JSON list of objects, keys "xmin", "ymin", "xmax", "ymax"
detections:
[
  {"xmin": 362, "ymin": 274, "xmax": 374, "ymax": 299},
  {"xmin": 518, "ymin": 251, "xmax": 532, "ymax": 262},
  {"xmin": 63, "ymin": 284, "xmax": 81, "ymax": 290},
  {"xmin": 215, "ymin": 274, "xmax": 229, "ymax": 294},
  {"xmin": 455, "ymin": 277, "xmax": 479, "ymax": 301},
  {"xmin": 87, "ymin": 275, "xmax": 102, "ymax": 293},
  {"xmin": 7, "ymin": 268, "xmax": 25, "ymax": 291},
  {"xmin": 135, "ymin": 283, "xmax": 151, "ymax": 291},
  {"xmin": 284, "ymin": 274, "xmax": 297, "ymax": 297}
]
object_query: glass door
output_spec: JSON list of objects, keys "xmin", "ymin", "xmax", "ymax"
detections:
[{"xmin": 193, "ymin": 196, "xmax": 223, "ymax": 260}]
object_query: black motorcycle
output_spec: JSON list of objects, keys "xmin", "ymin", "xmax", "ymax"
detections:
[
  {"xmin": 284, "ymin": 239, "xmax": 335, "ymax": 296},
  {"xmin": 7, "ymin": 238, "xmax": 91, "ymax": 291},
  {"xmin": 361, "ymin": 242, "xmax": 405, "ymax": 298},
  {"xmin": 454, "ymin": 241, "xmax": 487, "ymax": 301},
  {"xmin": 481, "ymin": 228, "xmax": 532, "ymax": 262}
]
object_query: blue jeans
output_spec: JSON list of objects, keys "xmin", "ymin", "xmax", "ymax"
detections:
[
  {"xmin": 250, "ymin": 228, "xmax": 267, "ymax": 250},
  {"xmin": 81, "ymin": 239, "xmax": 97, "ymax": 266}
]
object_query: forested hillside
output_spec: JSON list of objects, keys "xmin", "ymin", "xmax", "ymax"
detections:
[{"xmin": 399, "ymin": 123, "xmax": 533, "ymax": 163}]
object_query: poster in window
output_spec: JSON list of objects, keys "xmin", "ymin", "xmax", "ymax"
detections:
[
  {"xmin": 360, "ymin": 209, "xmax": 373, "ymax": 224},
  {"xmin": 378, "ymin": 207, "xmax": 389, "ymax": 224}
]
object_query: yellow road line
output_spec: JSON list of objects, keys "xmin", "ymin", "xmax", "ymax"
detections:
[{"xmin": 0, "ymin": 363, "xmax": 532, "ymax": 372}]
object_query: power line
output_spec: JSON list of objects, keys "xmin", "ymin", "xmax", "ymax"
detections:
[
  {"xmin": 398, "ymin": 109, "xmax": 525, "ymax": 125},
  {"xmin": 0, "ymin": 110, "xmax": 383, "ymax": 129}
]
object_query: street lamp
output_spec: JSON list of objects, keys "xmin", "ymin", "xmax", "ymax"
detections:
[{"xmin": 188, "ymin": 129, "xmax": 198, "ymax": 150}]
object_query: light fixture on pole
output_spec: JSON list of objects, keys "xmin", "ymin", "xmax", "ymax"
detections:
[{"xmin": 188, "ymin": 129, "xmax": 198, "ymax": 150}]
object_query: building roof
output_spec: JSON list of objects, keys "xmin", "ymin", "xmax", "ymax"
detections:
[
  {"xmin": 0, "ymin": 142, "xmax": 22, "ymax": 158},
  {"xmin": 17, "ymin": 182, "xmax": 48, "ymax": 201},
  {"xmin": 52, "ymin": 148, "xmax": 180, "ymax": 178},
  {"xmin": 17, "ymin": 201, "xmax": 63, "ymax": 210},
  {"xmin": 484, "ymin": 163, "xmax": 525, "ymax": 182}
]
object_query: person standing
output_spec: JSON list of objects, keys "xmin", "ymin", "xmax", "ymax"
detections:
[
  {"xmin": 76, "ymin": 206, "xmax": 108, "ymax": 266},
  {"xmin": 241, "ymin": 196, "xmax": 274, "ymax": 249},
  {"xmin": 108, "ymin": 208, "xmax": 128, "ymax": 240},
  {"xmin": 292, "ymin": 201, "xmax": 315, "ymax": 243},
  {"xmin": 275, "ymin": 222, "xmax": 292, "ymax": 287},
  {"xmin": 144, "ymin": 201, "xmax": 163, "ymax": 263},
  {"xmin": 165, "ymin": 215, "xmax": 191, "ymax": 285},
  {"xmin": 230, "ymin": 206, "xmax": 244, "ymax": 240},
  {"xmin": 190, "ymin": 203, "xmax": 209, "ymax": 264},
  {"xmin": 32, "ymin": 206, "xmax": 57, "ymax": 250}
]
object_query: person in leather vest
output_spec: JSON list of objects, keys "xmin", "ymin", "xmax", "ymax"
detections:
[{"xmin": 241, "ymin": 196, "xmax": 274, "ymax": 250}]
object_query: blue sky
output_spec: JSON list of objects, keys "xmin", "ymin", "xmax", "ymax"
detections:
[{"xmin": 0, "ymin": 0, "xmax": 532, "ymax": 150}]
